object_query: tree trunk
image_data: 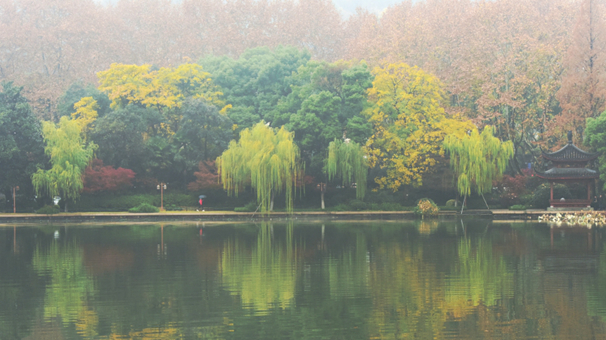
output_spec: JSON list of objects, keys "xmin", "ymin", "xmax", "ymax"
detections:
[
  {"xmin": 481, "ymin": 193, "xmax": 490, "ymax": 210},
  {"xmin": 321, "ymin": 191, "xmax": 325, "ymax": 210},
  {"xmin": 270, "ymin": 190, "xmax": 275, "ymax": 212},
  {"xmin": 64, "ymin": 201, "xmax": 68, "ymax": 213},
  {"xmin": 460, "ymin": 195, "xmax": 466, "ymax": 214}
]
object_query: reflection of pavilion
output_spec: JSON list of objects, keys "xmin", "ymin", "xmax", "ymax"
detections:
[{"xmin": 542, "ymin": 226, "xmax": 601, "ymax": 274}]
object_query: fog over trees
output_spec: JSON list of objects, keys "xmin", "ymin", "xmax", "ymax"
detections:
[{"xmin": 1, "ymin": 0, "xmax": 605, "ymax": 209}]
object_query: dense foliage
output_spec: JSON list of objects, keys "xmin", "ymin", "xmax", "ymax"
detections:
[{"xmin": 1, "ymin": 0, "xmax": 606, "ymax": 210}]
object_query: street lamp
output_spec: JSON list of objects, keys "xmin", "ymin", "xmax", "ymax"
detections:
[
  {"xmin": 157, "ymin": 183, "xmax": 167, "ymax": 211},
  {"xmin": 12, "ymin": 186, "xmax": 19, "ymax": 213}
]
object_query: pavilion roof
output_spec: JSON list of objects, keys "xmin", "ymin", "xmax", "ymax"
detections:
[
  {"xmin": 542, "ymin": 143, "xmax": 598, "ymax": 162},
  {"xmin": 534, "ymin": 167, "xmax": 599, "ymax": 180},
  {"xmin": 542, "ymin": 131, "xmax": 598, "ymax": 162}
]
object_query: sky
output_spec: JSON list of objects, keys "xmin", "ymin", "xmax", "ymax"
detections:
[
  {"xmin": 333, "ymin": 0, "xmax": 402, "ymax": 16},
  {"xmin": 96, "ymin": 0, "xmax": 404, "ymax": 18}
]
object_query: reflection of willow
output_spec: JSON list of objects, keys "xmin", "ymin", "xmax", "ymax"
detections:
[
  {"xmin": 327, "ymin": 231, "xmax": 369, "ymax": 298},
  {"xmin": 32, "ymin": 241, "xmax": 97, "ymax": 332},
  {"xmin": 445, "ymin": 238, "xmax": 513, "ymax": 318},
  {"xmin": 368, "ymin": 243, "xmax": 447, "ymax": 339},
  {"xmin": 221, "ymin": 223, "xmax": 298, "ymax": 314}
]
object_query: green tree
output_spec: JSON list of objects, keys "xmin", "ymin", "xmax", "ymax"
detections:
[
  {"xmin": 32, "ymin": 116, "xmax": 96, "ymax": 211},
  {"xmin": 324, "ymin": 138, "xmax": 367, "ymax": 209},
  {"xmin": 443, "ymin": 126, "xmax": 514, "ymax": 210},
  {"xmin": 217, "ymin": 122, "xmax": 301, "ymax": 213},
  {"xmin": 90, "ymin": 106, "xmax": 149, "ymax": 175},
  {"xmin": 199, "ymin": 46, "xmax": 311, "ymax": 131},
  {"xmin": 273, "ymin": 60, "xmax": 373, "ymax": 181},
  {"xmin": 56, "ymin": 82, "xmax": 111, "ymax": 121},
  {"xmin": 585, "ymin": 111, "xmax": 606, "ymax": 190},
  {"xmin": 0, "ymin": 82, "xmax": 45, "ymax": 201}
]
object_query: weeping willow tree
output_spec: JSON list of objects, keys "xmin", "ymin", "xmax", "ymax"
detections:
[
  {"xmin": 324, "ymin": 138, "xmax": 367, "ymax": 209},
  {"xmin": 217, "ymin": 121, "xmax": 301, "ymax": 213},
  {"xmin": 443, "ymin": 126, "xmax": 514, "ymax": 211},
  {"xmin": 32, "ymin": 116, "xmax": 96, "ymax": 212}
]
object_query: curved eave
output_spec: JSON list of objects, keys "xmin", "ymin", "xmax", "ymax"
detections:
[
  {"xmin": 542, "ymin": 154, "xmax": 597, "ymax": 162},
  {"xmin": 541, "ymin": 144, "xmax": 598, "ymax": 162},
  {"xmin": 534, "ymin": 170, "xmax": 599, "ymax": 181}
]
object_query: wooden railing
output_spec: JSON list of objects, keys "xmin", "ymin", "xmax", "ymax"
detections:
[{"xmin": 549, "ymin": 199, "xmax": 591, "ymax": 208}]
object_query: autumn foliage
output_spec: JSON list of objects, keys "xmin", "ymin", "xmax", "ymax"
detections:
[
  {"xmin": 187, "ymin": 161, "xmax": 221, "ymax": 191},
  {"xmin": 82, "ymin": 159, "xmax": 135, "ymax": 193}
]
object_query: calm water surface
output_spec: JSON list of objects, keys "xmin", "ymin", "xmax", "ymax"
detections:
[{"xmin": 1, "ymin": 219, "xmax": 605, "ymax": 339}]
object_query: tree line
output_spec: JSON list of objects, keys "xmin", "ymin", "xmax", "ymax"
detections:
[{"xmin": 2, "ymin": 0, "xmax": 606, "ymax": 210}]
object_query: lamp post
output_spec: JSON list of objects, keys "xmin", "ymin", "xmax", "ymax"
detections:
[
  {"xmin": 157, "ymin": 183, "xmax": 167, "ymax": 211},
  {"xmin": 12, "ymin": 186, "xmax": 19, "ymax": 213}
]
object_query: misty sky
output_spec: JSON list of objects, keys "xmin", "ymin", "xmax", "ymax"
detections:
[
  {"xmin": 96, "ymin": 0, "xmax": 403, "ymax": 17},
  {"xmin": 334, "ymin": 0, "xmax": 402, "ymax": 16}
]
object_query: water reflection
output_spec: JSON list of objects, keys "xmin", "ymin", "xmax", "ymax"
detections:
[{"xmin": 0, "ymin": 220, "xmax": 605, "ymax": 339}]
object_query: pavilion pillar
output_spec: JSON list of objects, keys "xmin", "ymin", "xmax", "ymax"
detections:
[
  {"xmin": 550, "ymin": 182, "xmax": 554, "ymax": 201},
  {"xmin": 588, "ymin": 182, "xmax": 591, "ymax": 201}
]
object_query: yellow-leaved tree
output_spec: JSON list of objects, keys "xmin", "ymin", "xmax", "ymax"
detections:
[
  {"xmin": 96, "ymin": 62, "xmax": 230, "ymax": 137},
  {"xmin": 71, "ymin": 96, "xmax": 99, "ymax": 138},
  {"xmin": 365, "ymin": 63, "xmax": 473, "ymax": 191},
  {"xmin": 97, "ymin": 62, "xmax": 228, "ymax": 112}
]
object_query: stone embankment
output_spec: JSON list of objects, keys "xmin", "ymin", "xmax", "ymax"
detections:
[{"xmin": 0, "ymin": 209, "xmax": 591, "ymax": 224}]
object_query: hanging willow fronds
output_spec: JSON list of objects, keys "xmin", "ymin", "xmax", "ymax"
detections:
[
  {"xmin": 216, "ymin": 122, "xmax": 301, "ymax": 213},
  {"xmin": 326, "ymin": 138, "xmax": 368, "ymax": 199},
  {"xmin": 443, "ymin": 126, "xmax": 514, "ymax": 197}
]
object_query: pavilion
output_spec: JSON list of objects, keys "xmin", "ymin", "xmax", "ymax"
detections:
[{"xmin": 534, "ymin": 131, "xmax": 598, "ymax": 209}]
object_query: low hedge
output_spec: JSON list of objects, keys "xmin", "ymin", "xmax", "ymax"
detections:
[
  {"xmin": 35, "ymin": 205, "xmax": 60, "ymax": 214},
  {"xmin": 128, "ymin": 203, "xmax": 159, "ymax": 213}
]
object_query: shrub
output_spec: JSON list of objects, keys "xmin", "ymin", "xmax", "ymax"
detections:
[
  {"xmin": 509, "ymin": 204, "xmax": 527, "ymax": 210},
  {"xmin": 531, "ymin": 183, "xmax": 571, "ymax": 209},
  {"xmin": 234, "ymin": 201, "xmax": 258, "ymax": 212},
  {"xmin": 165, "ymin": 204, "xmax": 183, "ymax": 211},
  {"xmin": 36, "ymin": 205, "xmax": 60, "ymax": 214},
  {"xmin": 414, "ymin": 198, "xmax": 439, "ymax": 217},
  {"xmin": 331, "ymin": 203, "xmax": 349, "ymax": 211},
  {"xmin": 445, "ymin": 199, "xmax": 459, "ymax": 207},
  {"xmin": 349, "ymin": 199, "xmax": 367, "ymax": 211},
  {"xmin": 128, "ymin": 203, "xmax": 159, "ymax": 213},
  {"xmin": 380, "ymin": 202, "xmax": 403, "ymax": 211},
  {"xmin": 368, "ymin": 203, "xmax": 381, "ymax": 211}
]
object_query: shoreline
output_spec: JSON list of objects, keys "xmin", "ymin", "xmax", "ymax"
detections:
[{"xmin": 0, "ymin": 209, "xmax": 590, "ymax": 224}]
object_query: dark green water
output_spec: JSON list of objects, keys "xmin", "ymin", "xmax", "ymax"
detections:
[{"xmin": 1, "ymin": 219, "xmax": 605, "ymax": 339}]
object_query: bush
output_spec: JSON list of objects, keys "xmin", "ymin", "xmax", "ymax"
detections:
[
  {"xmin": 349, "ymin": 199, "xmax": 367, "ymax": 211},
  {"xmin": 414, "ymin": 198, "xmax": 439, "ymax": 217},
  {"xmin": 164, "ymin": 204, "xmax": 183, "ymax": 211},
  {"xmin": 509, "ymin": 204, "xmax": 527, "ymax": 210},
  {"xmin": 36, "ymin": 205, "xmax": 60, "ymax": 214},
  {"xmin": 380, "ymin": 202, "xmax": 403, "ymax": 211},
  {"xmin": 234, "ymin": 201, "xmax": 258, "ymax": 212},
  {"xmin": 331, "ymin": 203, "xmax": 349, "ymax": 211},
  {"xmin": 128, "ymin": 203, "xmax": 159, "ymax": 213},
  {"xmin": 445, "ymin": 199, "xmax": 459, "ymax": 207}
]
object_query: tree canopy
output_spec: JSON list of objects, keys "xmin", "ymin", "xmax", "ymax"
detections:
[
  {"xmin": 326, "ymin": 138, "xmax": 367, "ymax": 199},
  {"xmin": 443, "ymin": 126, "xmax": 514, "ymax": 198},
  {"xmin": 0, "ymin": 82, "xmax": 45, "ymax": 194},
  {"xmin": 217, "ymin": 122, "xmax": 301, "ymax": 213},
  {"xmin": 32, "ymin": 116, "xmax": 97, "ymax": 210},
  {"xmin": 364, "ymin": 62, "xmax": 473, "ymax": 191}
]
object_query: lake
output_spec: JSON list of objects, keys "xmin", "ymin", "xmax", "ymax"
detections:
[{"xmin": 1, "ymin": 218, "xmax": 605, "ymax": 339}]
